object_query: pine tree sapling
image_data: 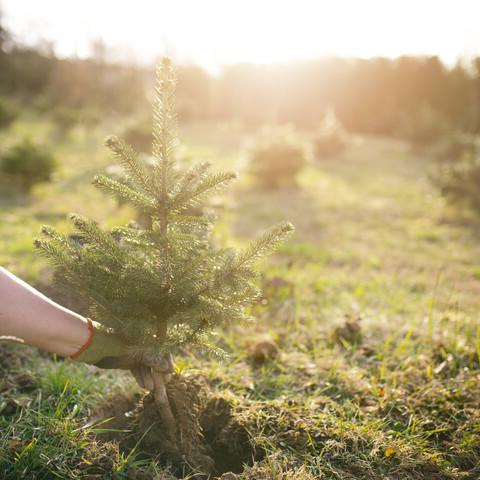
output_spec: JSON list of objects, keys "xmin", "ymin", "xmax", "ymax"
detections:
[
  {"xmin": 314, "ymin": 107, "xmax": 347, "ymax": 159},
  {"xmin": 1, "ymin": 138, "xmax": 56, "ymax": 192},
  {"xmin": 122, "ymin": 116, "xmax": 152, "ymax": 153},
  {"xmin": 249, "ymin": 124, "xmax": 307, "ymax": 188},
  {"xmin": 35, "ymin": 58, "xmax": 293, "ymax": 449},
  {"xmin": 0, "ymin": 97, "xmax": 17, "ymax": 130},
  {"xmin": 433, "ymin": 141, "xmax": 480, "ymax": 212}
]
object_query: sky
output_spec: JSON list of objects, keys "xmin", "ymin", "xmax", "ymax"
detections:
[{"xmin": 1, "ymin": 0, "xmax": 479, "ymax": 71}]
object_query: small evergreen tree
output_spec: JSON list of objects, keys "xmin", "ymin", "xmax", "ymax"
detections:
[
  {"xmin": 34, "ymin": 58, "xmax": 293, "ymax": 445},
  {"xmin": 1, "ymin": 138, "xmax": 56, "ymax": 192},
  {"xmin": 122, "ymin": 116, "xmax": 152, "ymax": 153},
  {"xmin": 433, "ymin": 139, "xmax": 480, "ymax": 212},
  {"xmin": 314, "ymin": 107, "xmax": 347, "ymax": 159},
  {"xmin": 0, "ymin": 97, "xmax": 17, "ymax": 130},
  {"xmin": 249, "ymin": 125, "xmax": 307, "ymax": 188}
]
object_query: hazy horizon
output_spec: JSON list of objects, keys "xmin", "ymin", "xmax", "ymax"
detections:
[{"xmin": 2, "ymin": 0, "xmax": 480, "ymax": 71}]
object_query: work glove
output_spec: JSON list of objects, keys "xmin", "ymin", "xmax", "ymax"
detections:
[{"xmin": 71, "ymin": 318, "xmax": 173, "ymax": 391}]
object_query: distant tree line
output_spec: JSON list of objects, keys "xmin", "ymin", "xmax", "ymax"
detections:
[
  {"xmin": 206, "ymin": 58, "xmax": 480, "ymax": 137},
  {"xmin": 1, "ymin": 15, "xmax": 479, "ymax": 136}
]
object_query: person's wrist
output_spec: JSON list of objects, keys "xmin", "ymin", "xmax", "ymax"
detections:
[
  {"xmin": 71, "ymin": 320, "xmax": 128, "ymax": 365},
  {"xmin": 70, "ymin": 318, "xmax": 95, "ymax": 359},
  {"xmin": 43, "ymin": 312, "xmax": 93, "ymax": 357}
]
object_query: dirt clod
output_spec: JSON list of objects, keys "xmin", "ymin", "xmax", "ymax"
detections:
[
  {"xmin": 333, "ymin": 317, "xmax": 362, "ymax": 345},
  {"xmin": 248, "ymin": 337, "xmax": 279, "ymax": 364}
]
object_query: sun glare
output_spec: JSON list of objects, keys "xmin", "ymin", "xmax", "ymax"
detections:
[{"xmin": 3, "ymin": 0, "xmax": 480, "ymax": 69}]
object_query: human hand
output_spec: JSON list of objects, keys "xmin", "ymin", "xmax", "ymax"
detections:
[
  {"xmin": 96, "ymin": 352, "xmax": 174, "ymax": 391},
  {"xmin": 71, "ymin": 319, "xmax": 174, "ymax": 390}
]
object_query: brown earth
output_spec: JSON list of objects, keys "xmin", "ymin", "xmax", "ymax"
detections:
[{"xmin": 89, "ymin": 374, "xmax": 262, "ymax": 478}]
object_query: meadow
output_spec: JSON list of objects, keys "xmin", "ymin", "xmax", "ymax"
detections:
[{"xmin": 1, "ymin": 112, "xmax": 480, "ymax": 479}]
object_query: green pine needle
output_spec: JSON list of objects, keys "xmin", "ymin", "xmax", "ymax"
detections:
[{"xmin": 34, "ymin": 58, "xmax": 294, "ymax": 361}]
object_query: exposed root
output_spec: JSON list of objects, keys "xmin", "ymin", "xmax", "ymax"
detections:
[
  {"xmin": 92, "ymin": 374, "xmax": 258, "ymax": 477},
  {"xmin": 151, "ymin": 371, "xmax": 178, "ymax": 448}
]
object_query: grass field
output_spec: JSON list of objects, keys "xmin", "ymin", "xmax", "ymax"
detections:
[{"xmin": 1, "ymin": 116, "xmax": 479, "ymax": 479}]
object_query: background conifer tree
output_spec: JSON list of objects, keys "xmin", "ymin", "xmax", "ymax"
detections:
[{"xmin": 34, "ymin": 58, "xmax": 293, "ymax": 441}]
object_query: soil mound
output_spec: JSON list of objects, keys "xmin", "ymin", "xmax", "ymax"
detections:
[{"xmin": 92, "ymin": 374, "xmax": 261, "ymax": 478}]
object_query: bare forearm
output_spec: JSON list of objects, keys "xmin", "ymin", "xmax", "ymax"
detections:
[{"xmin": 0, "ymin": 266, "xmax": 89, "ymax": 356}]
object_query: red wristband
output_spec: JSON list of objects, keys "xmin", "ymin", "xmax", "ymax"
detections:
[{"xmin": 70, "ymin": 317, "xmax": 95, "ymax": 359}]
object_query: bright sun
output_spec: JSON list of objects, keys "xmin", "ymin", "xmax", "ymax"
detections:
[{"xmin": 3, "ymin": 0, "xmax": 480, "ymax": 70}]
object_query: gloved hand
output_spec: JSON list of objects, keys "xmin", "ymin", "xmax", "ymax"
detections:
[{"xmin": 71, "ymin": 319, "xmax": 173, "ymax": 390}]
